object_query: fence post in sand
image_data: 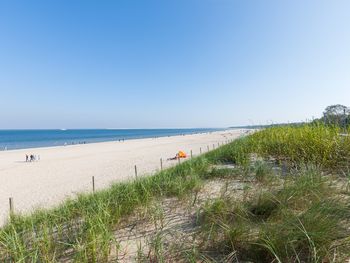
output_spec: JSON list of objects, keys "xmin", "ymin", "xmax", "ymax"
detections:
[
  {"xmin": 134, "ymin": 165, "xmax": 138, "ymax": 179},
  {"xmin": 92, "ymin": 176, "xmax": 95, "ymax": 192},
  {"xmin": 9, "ymin": 197, "xmax": 14, "ymax": 215},
  {"xmin": 200, "ymin": 147, "xmax": 202, "ymax": 154},
  {"xmin": 190, "ymin": 150, "xmax": 193, "ymax": 158},
  {"xmin": 178, "ymin": 157, "xmax": 181, "ymax": 164},
  {"xmin": 160, "ymin": 158, "xmax": 163, "ymax": 170}
]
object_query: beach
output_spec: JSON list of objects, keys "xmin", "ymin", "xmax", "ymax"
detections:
[{"xmin": 0, "ymin": 129, "xmax": 245, "ymax": 224}]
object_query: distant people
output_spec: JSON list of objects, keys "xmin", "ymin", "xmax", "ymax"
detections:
[
  {"xmin": 26, "ymin": 154, "xmax": 29, "ymax": 162},
  {"xmin": 30, "ymin": 154, "xmax": 34, "ymax": 162}
]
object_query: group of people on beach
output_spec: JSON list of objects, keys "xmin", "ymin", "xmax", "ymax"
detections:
[
  {"xmin": 64, "ymin": 141, "xmax": 86, "ymax": 146},
  {"xmin": 26, "ymin": 154, "xmax": 40, "ymax": 162}
]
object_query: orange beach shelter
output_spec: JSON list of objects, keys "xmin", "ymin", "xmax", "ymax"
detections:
[{"xmin": 178, "ymin": 151, "xmax": 187, "ymax": 158}]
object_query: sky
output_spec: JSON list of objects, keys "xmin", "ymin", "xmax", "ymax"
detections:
[{"xmin": 0, "ymin": 0, "xmax": 349, "ymax": 129}]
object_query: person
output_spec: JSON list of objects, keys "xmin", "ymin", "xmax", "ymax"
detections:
[
  {"xmin": 26, "ymin": 154, "xmax": 28, "ymax": 162},
  {"xmin": 167, "ymin": 153, "xmax": 179, "ymax": 161}
]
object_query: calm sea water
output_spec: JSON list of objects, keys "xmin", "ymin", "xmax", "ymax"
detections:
[{"xmin": 0, "ymin": 129, "xmax": 222, "ymax": 150}]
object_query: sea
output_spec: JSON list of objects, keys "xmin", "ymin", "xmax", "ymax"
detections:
[{"xmin": 0, "ymin": 128, "xmax": 223, "ymax": 150}]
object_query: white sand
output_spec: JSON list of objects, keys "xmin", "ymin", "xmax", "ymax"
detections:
[{"xmin": 0, "ymin": 129, "xmax": 245, "ymax": 224}]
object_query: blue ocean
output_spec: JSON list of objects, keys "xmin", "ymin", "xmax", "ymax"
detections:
[{"xmin": 0, "ymin": 129, "xmax": 221, "ymax": 150}]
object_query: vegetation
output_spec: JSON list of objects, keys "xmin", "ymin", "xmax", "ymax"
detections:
[
  {"xmin": 1, "ymin": 123, "xmax": 350, "ymax": 262},
  {"xmin": 208, "ymin": 124, "xmax": 350, "ymax": 170},
  {"xmin": 321, "ymin": 104, "xmax": 350, "ymax": 127},
  {"xmin": 198, "ymin": 166, "xmax": 350, "ymax": 262},
  {"xmin": 0, "ymin": 158, "xmax": 211, "ymax": 262}
]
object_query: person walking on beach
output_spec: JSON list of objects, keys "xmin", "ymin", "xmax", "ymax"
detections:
[{"xmin": 26, "ymin": 154, "xmax": 29, "ymax": 162}]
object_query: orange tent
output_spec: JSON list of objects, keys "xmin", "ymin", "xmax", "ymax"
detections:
[{"xmin": 178, "ymin": 151, "xmax": 187, "ymax": 158}]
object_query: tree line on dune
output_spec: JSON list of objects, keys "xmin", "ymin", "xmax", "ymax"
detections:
[
  {"xmin": 232, "ymin": 104, "xmax": 350, "ymax": 129},
  {"xmin": 316, "ymin": 104, "xmax": 350, "ymax": 128}
]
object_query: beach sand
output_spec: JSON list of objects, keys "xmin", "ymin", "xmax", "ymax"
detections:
[{"xmin": 0, "ymin": 129, "xmax": 245, "ymax": 224}]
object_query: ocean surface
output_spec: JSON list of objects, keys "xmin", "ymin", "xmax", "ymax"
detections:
[{"xmin": 0, "ymin": 129, "xmax": 222, "ymax": 150}]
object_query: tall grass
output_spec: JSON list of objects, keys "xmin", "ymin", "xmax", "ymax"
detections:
[
  {"xmin": 0, "ymin": 157, "xmax": 211, "ymax": 262},
  {"xmin": 196, "ymin": 124, "xmax": 350, "ymax": 262},
  {"xmin": 198, "ymin": 167, "xmax": 350, "ymax": 262},
  {"xmin": 249, "ymin": 124, "xmax": 350, "ymax": 169},
  {"xmin": 208, "ymin": 124, "xmax": 350, "ymax": 170}
]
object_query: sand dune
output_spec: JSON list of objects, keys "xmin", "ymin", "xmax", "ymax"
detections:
[{"xmin": 0, "ymin": 129, "xmax": 245, "ymax": 224}]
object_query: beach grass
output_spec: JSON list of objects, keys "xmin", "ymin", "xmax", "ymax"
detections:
[
  {"xmin": 197, "ymin": 165, "xmax": 350, "ymax": 262},
  {"xmin": 0, "ymin": 156, "xmax": 213, "ymax": 262}
]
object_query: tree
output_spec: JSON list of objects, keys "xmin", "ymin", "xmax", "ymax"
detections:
[{"xmin": 323, "ymin": 104, "xmax": 350, "ymax": 127}]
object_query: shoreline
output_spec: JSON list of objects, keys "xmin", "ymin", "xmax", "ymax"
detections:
[
  {"xmin": 0, "ymin": 129, "xmax": 245, "ymax": 225},
  {"xmin": 1, "ymin": 129, "xmax": 224, "ymax": 153},
  {"xmin": 0, "ymin": 128, "xmax": 228, "ymax": 152}
]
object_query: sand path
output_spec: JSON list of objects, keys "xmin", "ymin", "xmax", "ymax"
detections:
[{"xmin": 0, "ymin": 129, "xmax": 245, "ymax": 224}]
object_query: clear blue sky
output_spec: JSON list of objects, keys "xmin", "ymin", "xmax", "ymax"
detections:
[{"xmin": 0, "ymin": 0, "xmax": 349, "ymax": 129}]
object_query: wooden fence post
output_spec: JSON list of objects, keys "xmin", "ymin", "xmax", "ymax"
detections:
[
  {"xmin": 134, "ymin": 165, "xmax": 138, "ymax": 178},
  {"xmin": 160, "ymin": 158, "xmax": 163, "ymax": 170},
  {"xmin": 9, "ymin": 197, "xmax": 14, "ymax": 214},
  {"xmin": 190, "ymin": 150, "xmax": 193, "ymax": 158},
  {"xmin": 200, "ymin": 147, "xmax": 202, "ymax": 154},
  {"xmin": 92, "ymin": 176, "xmax": 95, "ymax": 192},
  {"xmin": 207, "ymin": 145, "xmax": 210, "ymax": 152}
]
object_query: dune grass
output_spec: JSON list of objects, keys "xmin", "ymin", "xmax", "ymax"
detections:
[
  {"xmin": 0, "ymin": 157, "xmax": 212, "ymax": 262},
  {"xmin": 0, "ymin": 149, "xmax": 227, "ymax": 262},
  {"xmin": 207, "ymin": 124, "xmax": 350, "ymax": 170},
  {"xmin": 0, "ymin": 124, "xmax": 349, "ymax": 262},
  {"xmin": 198, "ymin": 166, "xmax": 350, "ymax": 262},
  {"xmin": 249, "ymin": 124, "xmax": 350, "ymax": 169},
  {"xmin": 196, "ymin": 124, "xmax": 350, "ymax": 262}
]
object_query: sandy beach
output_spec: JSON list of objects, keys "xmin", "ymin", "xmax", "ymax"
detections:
[{"xmin": 0, "ymin": 129, "xmax": 245, "ymax": 224}]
